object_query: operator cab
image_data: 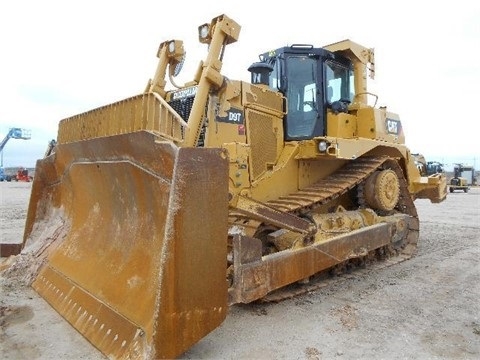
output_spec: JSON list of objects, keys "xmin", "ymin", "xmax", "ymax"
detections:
[{"xmin": 249, "ymin": 45, "xmax": 354, "ymax": 141}]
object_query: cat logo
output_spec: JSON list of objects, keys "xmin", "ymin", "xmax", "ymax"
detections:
[{"xmin": 386, "ymin": 118, "xmax": 401, "ymax": 135}]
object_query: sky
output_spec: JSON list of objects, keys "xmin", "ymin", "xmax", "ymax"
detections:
[{"xmin": 1, "ymin": 0, "xmax": 479, "ymax": 171}]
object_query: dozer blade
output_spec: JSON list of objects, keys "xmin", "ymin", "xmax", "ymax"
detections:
[
  {"xmin": 22, "ymin": 131, "xmax": 228, "ymax": 359},
  {"xmin": 413, "ymin": 173, "xmax": 448, "ymax": 203}
]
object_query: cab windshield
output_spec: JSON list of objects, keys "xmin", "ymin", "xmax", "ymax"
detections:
[{"xmin": 284, "ymin": 56, "xmax": 318, "ymax": 139}]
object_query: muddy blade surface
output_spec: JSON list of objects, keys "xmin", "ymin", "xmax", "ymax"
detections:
[{"xmin": 24, "ymin": 131, "xmax": 228, "ymax": 359}]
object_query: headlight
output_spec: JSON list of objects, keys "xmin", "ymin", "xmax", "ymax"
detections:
[
  {"xmin": 318, "ymin": 140, "xmax": 328, "ymax": 152},
  {"xmin": 168, "ymin": 41, "xmax": 175, "ymax": 53},
  {"xmin": 199, "ymin": 25, "xmax": 209, "ymax": 39}
]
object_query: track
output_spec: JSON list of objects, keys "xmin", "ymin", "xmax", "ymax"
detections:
[
  {"xmin": 230, "ymin": 156, "xmax": 420, "ymax": 303},
  {"xmin": 266, "ymin": 156, "xmax": 388, "ymax": 212},
  {"xmin": 261, "ymin": 250, "xmax": 413, "ymax": 303}
]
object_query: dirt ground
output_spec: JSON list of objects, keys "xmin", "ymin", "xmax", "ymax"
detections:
[{"xmin": 1, "ymin": 181, "xmax": 479, "ymax": 359}]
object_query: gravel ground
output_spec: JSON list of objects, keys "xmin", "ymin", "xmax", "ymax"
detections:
[{"xmin": 1, "ymin": 181, "xmax": 479, "ymax": 359}]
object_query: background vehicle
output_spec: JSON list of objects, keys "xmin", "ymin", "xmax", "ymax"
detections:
[
  {"xmin": 0, "ymin": 167, "xmax": 11, "ymax": 181},
  {"xmin": 11, "ymin": 14, "xmax": 446, "ymax": 359},
  {"xmin": 0, "ymin": 127, "xmax": 31, "ymax": 181},
  {"xmin": 449, "ymin": 163, "xmax": 476, "ymax": 192},
  {"xmin": 0, "ymin": 167, "xmax": 33, "ymax": 182},
  {"xmin": 412, "ymin": 154, "xmax": 444, "ymax": 176},
  {"xmin": 12, "ymin": 167, "xmax": 33, "ymax": 182},
  {"xmin": 426, "ymin": 161, "xmax": 445, "ymax": 176}
]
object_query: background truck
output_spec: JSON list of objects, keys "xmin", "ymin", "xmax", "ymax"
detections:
[
  {"xmin": 6, "ymin": 14, "xmax": 446, "ymax": 359},
  {"xmin": 449, "ymin": 163, "xmax": 476, "ymax": 192}
]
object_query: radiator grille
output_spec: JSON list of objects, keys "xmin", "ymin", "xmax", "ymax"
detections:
[
  {"xmin": 168, "ymin": 96, "xmax": 195, "ymax": 120},
  {"xmin": 247, "ymin": 110, "xmax": 277, "ymax": 180}
]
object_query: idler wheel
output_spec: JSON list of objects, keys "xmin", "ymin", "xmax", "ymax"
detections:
[{"xmin": 364, "ymin": 169, "xmax": 400, "ymax": 211}]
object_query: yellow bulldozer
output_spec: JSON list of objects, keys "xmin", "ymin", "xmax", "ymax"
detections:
[{"xmin": 4, "ymin": 14, "xmax": 447, "ymax": 359}]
